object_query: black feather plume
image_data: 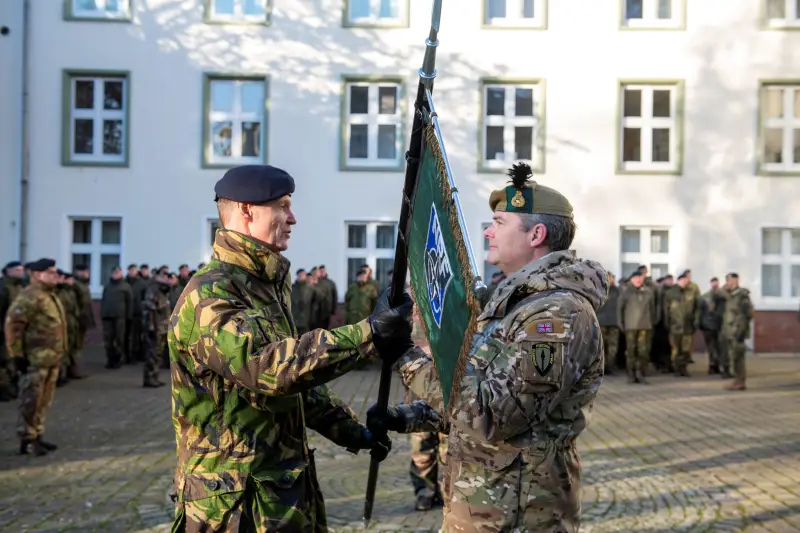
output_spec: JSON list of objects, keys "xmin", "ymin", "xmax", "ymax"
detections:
[{"xmin": 506, "ymin": 162, "xmax": 532, "ymax": 189}]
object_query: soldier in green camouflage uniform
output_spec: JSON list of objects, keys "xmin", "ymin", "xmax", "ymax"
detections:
[
  {"xmin": 315, "ymin": 266, "xmax": 338, "ymax": 329},
  {"xmin": 291, "ymin": 269, "xmax": 323, "ymax": 334},
  {"xmin": 596, "ymin": 272, "xmax": 621, "ymax": 375},
  {"xmin": 1, "ymin": 261, "xmax": 26, "ymax": 401},
  {"xmin": 699, "ymin": 277, "xmax": 726, "ymax": 375},
  {"xmin": 344, "ymin": 270, "xmax": 378, "ymax": 324},
  {"xmin": 663, "ymin": 273, "xmax": 700, "ymax": 376},
  {"xmin": 619, "ymin": 271, "xmax": 656, "ymax": 383},
  {"xmin": 142, "ymin": 271, "xmax": 172, "ymax": 388},
  {"xmin": 55, "ymin": 271, "xmax": 81, "ymax": 385},
  {"xmin": 369, "ymin": 164, "xmax": 608, "ymax": 532},
  {"xmin": 720, "ymin": 273, "xmax": 753, "ymax": 391},
  {"xmin": 72, "ymin": 265, "xmax": 95, "ymax": 376},
  {"xmin": 169, "ymin": 165, "xmax": 412, "ymax": 532},
  {"xmin": 4, "ymin": 259, "xmax": 67, "ymax": 456}
]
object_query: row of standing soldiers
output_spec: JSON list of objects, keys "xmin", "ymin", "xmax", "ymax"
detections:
[{"xmin": 596, "ymin": 265, "xmax": 753, "ymax": 389}]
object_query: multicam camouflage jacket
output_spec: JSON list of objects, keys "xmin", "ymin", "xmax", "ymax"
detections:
[
  {"xmin": 142, "ymin": 281, "xmax": 171, "ymax": 335},
  {"xmin": 56, "ymin": 284, "xmax": 80, "ymax": 351},
  {"xmin": 4, "ymin": 282, "xmax": 68, "ymax": 368},
  {"xmin": 394, "ymin": 251, "xmax": 608, "ymax": 533},
  {"xmin": 168, "ymin": 229, "xmax": 377, "ymax": 532},
  {"xmin": 663, "ymin": 285, "xmax": 700, "ymax": 335},
  {"xmin": 721, "ymin": 287, "xmax": 753, "ymax": 342}
]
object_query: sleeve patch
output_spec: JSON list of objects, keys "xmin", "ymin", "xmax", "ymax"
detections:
[{"xmin": 524, "ymin": 318, "xmax": 566, "ymax": 337}]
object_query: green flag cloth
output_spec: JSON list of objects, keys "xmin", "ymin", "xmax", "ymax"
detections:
[{"xmin": 407, "ymin": 123, "xmax": 482, "ymax": 414}]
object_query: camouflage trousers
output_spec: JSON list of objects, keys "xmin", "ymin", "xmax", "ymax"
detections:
[
  {"xmin": 624, "ymin": 329, "xmax": 650, "ymax": 374},
  {"xmin": 601, "ymin": 327, "xmax": 620, "ymax": 372},
  {"xmin": 143, "ymin": 330, "xmax": 167, "ymax": 384},
  {"xmin": 17, "ymin": 365, "xmax": 59, "ymax": 440},
  {"xmin": 0, "ymin": 341, "xmax": 19, "ymax": 399},
  {"xmin": 669, "ymin": 333, "xmax": 694, "ymax": 370},
  {"xmin": 721, "ymin": 335, "xmax": 746, "ymax": 380},
  {"xmin": 410, "ymin": 431, "xmax": 448, "ymax": 499}
]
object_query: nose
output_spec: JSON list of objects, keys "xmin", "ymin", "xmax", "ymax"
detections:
[
  {"xmin": 287, "ymin": 209, "xmax": 297, "ymax": 225},
  {"xmin": 483, "ymin": 225, "xmax": 494, "ymax": 239}
]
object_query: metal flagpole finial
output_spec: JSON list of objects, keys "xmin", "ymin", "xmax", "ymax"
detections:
[{"xmin": 419, "ymin": 0, "xmax": 442, "ymax": 92}]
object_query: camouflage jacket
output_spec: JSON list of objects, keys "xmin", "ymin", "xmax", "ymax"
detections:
[
  {"xmin": 142, "ymin": 282, "xmax": 171, "ymax": 335},
  {"xmin": 721, "ymin": 287, "xmax": 753, "ymax": 341},
  {"xmin": 344, "ymin": 282, "xmax": 378, "ymax": 324},
  {"xmin": 663, "ymin": 285, "xmax": 700, "ymax": 335},
  {"xmin": 395, "ymin": 251, "xmax": 608, "ymax": 533},
  {"xmin": 73, "ymin": 277, "xmax": 96, "ymax": 330},
  {"xmin": 0, "ymin": 276, "xmax": 24, "ymax": 334},
  {"xmin": 316, "ymin": 277, "xmax": 338, "ymax": 317},
  {"xmin": 699, "ymin": 288, "xmax": 726, "ymax": 331},
  {"xmin": 619, "ymin": 284, "xmax": 656, "ymax": 331},
  {"xmin": 4, "ymin": 282, "xmax": 68, "ymax": 368},
  {"xmin": 291, "ymin": 280, "xmax": 322, "ymax": 331},
  {"xmin": 168, "ymin": 229, "xmax": 377, "ymax": 532},
  {"xmin": 56, "ymin": 285, "xmax": 80, "ymax": 350}
]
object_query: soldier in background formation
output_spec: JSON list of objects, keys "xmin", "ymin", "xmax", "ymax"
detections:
[
  {"xmin": 699, "ymin": 277, "xmax": 727, "ymax": 375},
  {"xmin": 0, "ymin": 261, "xmax": 26, "ymax": 400},
  {"xmin": 141, "ymin": 270, "xmax": 172, "ymax": 388},
  {"xmin": 619, "ymin": 270, "xmax": 656, "ymax": 383},
  {"xmin": 663, "ymin": 273, "xmax": 700, "ymax": 376},
  {"xmin": 4, "ymin": 259, "xmax": 66, "ymax": 456},
  {"xmin": 100, "ymin": 266, "xmax": 132, "ymax": 369},
  {"xmin": 344, "ymin": 268, "xmax": 379, "ymax": 325},
  {"xmin": 721, "ymin": 273, "xmax": 753, "ymax": 391},
  {"xmin": 596, "ymin": 272, "xmax": 621, "ymax": 376},
  {"xmin": 54, "ymin": 270, "xmax": 82, "ymax": 386}
]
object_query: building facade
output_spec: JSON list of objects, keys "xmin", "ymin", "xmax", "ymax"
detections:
[{"xmin": 1, "ymin": 0, "xmax": 799, "ymax": 350}]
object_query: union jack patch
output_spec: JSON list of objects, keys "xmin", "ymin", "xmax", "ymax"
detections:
[{"xmin": 537, "ymin": 322, "xmax": 553, "ymax": 333}]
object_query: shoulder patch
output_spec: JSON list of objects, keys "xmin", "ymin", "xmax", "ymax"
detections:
[
  {"xmin": 525, "ymin": 318, "xmax": 565, "ymax": 336},
  {"xmin": 533, "ymin": 342, "xmax": 556, "ymax": 376}
]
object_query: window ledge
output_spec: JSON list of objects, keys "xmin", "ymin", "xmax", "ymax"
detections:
[
  {"xmin": 616, "ymin": 167, "xmax": 681, "ymax": 176},
  {"xmin": 761, "ymin": 22, "xmax": 800, "ymax": 31},
  {"xmin": 64, "ymin": 15, "xmax": 133, "ymax": 23},
  {"xmin": 342, "ymin": 20, "xmax": 410, "ymax": 29},
  {"xmin": 62, "ymin": 159, "xmax": 129, "ymax": 168},
  {"xmin": 204, "ymin": 18, "xmax": 272, "ymax": 26},
  {"xmin": 619, "ymin": 22, "xmax": 685, "ymax": 31},
  {"xmin": 757, "ymin": 170, "xmax": 800, "ymax": 177}
]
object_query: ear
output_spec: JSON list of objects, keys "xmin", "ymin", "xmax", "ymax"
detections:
[
  {"xmin": 238, "ymin": 202, "xmax": 253, "ymax": 221},
  {"xmin": 530, "ymin": 223, "xmax": 547, "ymax": 249}
]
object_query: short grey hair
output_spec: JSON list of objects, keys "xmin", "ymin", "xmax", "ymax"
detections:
[{"xmin": 518, "ymin": 213, "xmax": 576, "ymax": 252}]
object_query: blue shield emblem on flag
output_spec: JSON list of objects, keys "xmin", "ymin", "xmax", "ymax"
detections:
[{"xmin": 425, "ymin": 203, "xmax": 453, "ymax": 328}]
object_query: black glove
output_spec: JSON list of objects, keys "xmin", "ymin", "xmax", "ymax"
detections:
[
  {"xmin": 367, "ymin": 403, "xmax": 406, "ymax": 434},
  {"xmin": 13, "ymin": 358, "xmax": 28, "ymax": 374},
  {"xmin": 368, "ymin": 289, "xmax": 414, "ymax": 363},
  {"xmin": 359, "ymin": 428, "xmax": 392, "ymax": 462}
]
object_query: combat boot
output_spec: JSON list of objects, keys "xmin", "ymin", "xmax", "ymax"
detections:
[
  {"xmin": 143, "ymin": 380, "xmax": 161, "ymax": 388},
  {"xmin": 36, "ymin": 437, "xmax": 58, "ymax": 451},
  {"xmin": 19, "ymin": 439, "xmax": 48, "ymax": 456}
]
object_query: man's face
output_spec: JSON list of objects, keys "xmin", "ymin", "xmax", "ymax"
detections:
[
  {"xmin": 711, "ymin": 280, "xmax": 720, "ymax": 290},
  {"xmin": 663, "ymin": 277, "xmax": 674, "ymax": 287},
  {"xmin": 249, "ymin": 195, "xmax": 296, "ymax": 252},
  {"xmin": 5, "ymin": 265, "xmax": 24, "ymax": 279},
  {"xmin": 66, "ymin": 277, "xmax": 74, "ymax": 286},
  {"xmin": 678, "ymin": 277, "xmax": 689, "ymax": 288},
  {"xmin": 630, "ymin": 275, "xmax": 644, "ymax": 288},
  {"xmin": 128, "ymin": 267, "xmax": 138, "ymax": 278},
  {"xmin": 180, "ymin": 267, "xmax": 190, "ymax": 277},
  {"xmin": 726, "ymin": 277, "xmax": 738, "ymax": 290},
  {"xmin": 111, "ymin": 269, "xmax": 122, "ymax": 280},
  {"xmin": 357, "ymin": 273, "xmax": 366, "ymax": 284},
  {"xmin": 609, "ymin": 274, "xmax": 617, "ymax": 286},
  {"xmin": 156, "ymin": 274, "xmax": 168, "ymax": 285},
  {"xmin": 75, "ymin": 269, "xmax": 88, "ymax": 280},
  {"xmin": 484, "ymin": 212, "xmax": 534, "ymax": 274},
  {"xmin": 297, "ymin": 271, "xmax": 307, "ymax": 282},
  {"xmin": 35, "ymin": 267, "xmax": 59, "ymax": 287},
  {"xmin": 140, "ymin": 267, "xmax": 150, "ymax": 278},
  {"xmin": 319, "ymin": 267, "xmax": 327, "ymax": 278}
]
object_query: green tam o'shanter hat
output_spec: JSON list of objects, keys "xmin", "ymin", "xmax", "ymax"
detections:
[{"xmin": 488, "ymin": 162, "xmax": 574, "ymax": 218}]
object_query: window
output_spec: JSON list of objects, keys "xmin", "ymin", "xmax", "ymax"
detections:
[
  {"xmin": 345, "ymin": 222, "xmax": 397, "ymax": 289},
  {"xmin": 619, "ymin": 227, "xmax": 672, "ymax": 279},
  {"xmin": 480, "ymin": 80, "xmax": 544, "ymax": 172},
  {"xmin": 621, "ymin": 0, "xmax": 684, "ymax": 29},
  {"xmin": 483, "ymin": 0, "xmax": 546, "ymax": 28},
  {"xmin": 618, "ymin": 82, "xmax": 682, "ymax": 174},
  {"xmin": 341, "ymin": 78, "xmax": 404, "ymax": 171},
  {"xmin": 205, "ymin": 0, "xmax": 271, "ymax": 24},
  {"xmin": 758, "ymin": 82, "xmax": 800, "ymax": 174},
  {"xmin": 62, "ymin": 71, "xmax": 129, "ymax": 166},
  {"xmin": 764, "ymin": 0, "xmax": 800, "ymax": 28},
  {"xmin": 344, "ymin": 0, "xmax": 409, "ymax": 27},
  {"xmin": 760, "ymin": 228, "xmax": 800, "ymax": 301},
  {"xmin": 205, "ymin": 218, "xmax": 222, "ymax": 260},
  {"xmin": 66, "ymin": 0, "xmax": 131, "ymax": 21},
  {"xmin": 481, "ymin": 222, "xmax": 502, "ymax": 281},
  {"xmin": 70, "ymin": 217, "xmax": 123, "ymax": 297},
  {"xmin": 203, "ymin": 75, "xmax": 268, "ymax": 167}
]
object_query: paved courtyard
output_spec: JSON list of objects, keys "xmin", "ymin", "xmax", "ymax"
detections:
[{"xmin": 0, "ymin": 347, "xmax": 798, "ymax": 533}]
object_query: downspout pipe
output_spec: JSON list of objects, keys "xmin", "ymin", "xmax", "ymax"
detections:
[{"xmin": 18, "ymin": 0, "xmax": 30, "ymax": 261}]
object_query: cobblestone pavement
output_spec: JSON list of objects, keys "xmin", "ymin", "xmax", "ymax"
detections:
[{"xmin": 0, "ymin": 347, "xmax": 798, "ymax": 533}]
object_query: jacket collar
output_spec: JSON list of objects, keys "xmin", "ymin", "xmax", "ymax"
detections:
[{"xmin": 213, "ymin": 229, "xmax": 290, "ymax": 283}]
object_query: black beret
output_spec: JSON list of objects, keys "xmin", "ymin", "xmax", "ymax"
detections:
[
  {"xmin": 140, "ymin": 263, "xmax": 149, "ymax": 269},
  {"xmin": 28, "ymin": 258, "xmax": 55, "ymax": 272},
  {"xmin": 296, "ymin": 268, "xmax": 305, "ymax": 275},
  {"xmin": 74, "ymin": 264, "xmax": 88, "ymax": 271},
  {"xmin": 179, "ymin": 264, "xmax": 189, "ymax": 269},
  {"xmin": 64, "ymin": 272, "xmax": 74, "ymax": 279},
  {"xmin": 57, "ymin": 269, "xmax": 66, "ymax": 276},
  {"xmin": 710, "ymin": 277, "xmax": 719, "ymax": 282},
  {"xmin": 318, "ymin": 264, "xmax": 326, "ymax": 269},
  {"xmin": 214, "ymin": 165, "xmax": 295, "ymax": 204},
  {"xmin": 4, "ymin": 261, "xmax": 22, "ymax": 270},
  {"xmin": 677, "ymin": 273, "xmax": 687, "ymax": 281},
  {"xmin": 128, "ymin": 263, "xmax": 137, "ymax": 269}
]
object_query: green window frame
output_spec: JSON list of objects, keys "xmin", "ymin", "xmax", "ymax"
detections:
[
  {"xmin": 761, "ymin": 0, "xmax": 800, "ymax": 29},
  {"xmin": 203, "ymin": 0, "xmax": 272, "ymax": 25},
  {"xmin": 342, "ymin": 0, "xmax": 410, "ymax": 29},
  {"xmin": 482, "ymin": 0, "xmax": 548, "ymax": 30},
  {"xmin": 757, "ymin": 80, "xmax": 800, "ymax": 176},
  {"xmin": 64, "ymin": 0, "xmax": 133, "ymax": 22},
  {"xmin": 619, "ymin": 0, "xmax": 686, "ymax": 30},
  {"xmin": 478, "ymin": 78, "xmax": 546, "ymax": 174},
  {"xmin": 201, "ymin": 73, "xmax": 270, "ymax": 169},
  {"xmin": 339, "ymin": 75, "xmax": 406, "ymax": 172},
  {"xmin": 616, "ymin": 79, "xmax": 684, "ymax": 176},
  {"xmin": 61, "ymin": 70, "xmax": 131, "ymax": 168}
]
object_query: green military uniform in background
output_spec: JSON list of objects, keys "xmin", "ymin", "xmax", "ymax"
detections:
[
  {"xmin": 128, "ymin": 274, "xmax": 149, "ymax": 363},
  {"xmin": 315, "ymin": 274, "xmax": 338, "ymax": 329},
  {"xmin": 699, "ymin": 287, "xmax": 726, "ymax": 373},
  {"xmin": 142, "ymin": 278, "xmax": 172, "ymax": 387},
  {"xmin": 4, "ymin": 279, "xmax": 68, "ymax": 449},
  {"xmin": 55, "ymin": 281, "xmax": 80, "ymax": 381},
  {"xmin": 596, "ymin": 278, "xmax": 621, "ymax": 375},
  {"xmin": 0, "ymin": 275, "xmax": 25, "ymax": 400},
  {"xmin": 169, "ymin": 229, "xmax": 384, "ymax": 532},
  {"xmin": 619, "ymin": 280, "xmax": 656, "ymax": 382},
  {"xmin": 292, "ymin": 278, "xmax": 323, "ymax": 334},
  {"xmin": 344, "ymin": 280, "xmax": 378, "ymax": 325},
  {"xmin": 663, "ymin": 283, "xmax": 700, "ymax": 375},
  {"xmin": 100, "ymin": 276, "xmax": 133, "ymax": 368},
  {"xmin": 721, "ymin": 284, "xmax": 753, "ymax": 387},
  {"xmin": 73, "ymin": 273, "xmax": 96, "ymax": 355}
]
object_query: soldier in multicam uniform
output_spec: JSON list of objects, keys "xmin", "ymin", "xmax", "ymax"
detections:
[
  {"xmin": 0, "ymin": 260, "xmax": 26, "ymax": 401},
  {"xmin": 663, "ymin": 273, "xmax": 700, "ymax": 377},
  {"xmin": 142, "ymin": 270, "xmax": 172, "ymax": 388},
  {"xmin": 168, "ymin": 165, "xmax": 412, "ymax": 532},
  {"xmin": 4, "ymin": 258, "xmax": 67, "ymax": 456},
  {"xmin": 699, "ymin": 277, "xmax": 727, "ymax": 375},
  {"xmin": 720, "ymin": 273, "xmax": 753, "ymax": 391},
  {"xmin": 619, "ymin": 270, "xmax": 656, "ymax": 383},
  {"xmin": 368, "ymin": 163, "xmax": 608, "ymax": 533},
  {"xmin": 55, "ymin": 270, "xmax": 81, "ymax": 385},
  {"xmin": 596, "ymin": 272, "xmax": 621, "ymax": 376}
]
